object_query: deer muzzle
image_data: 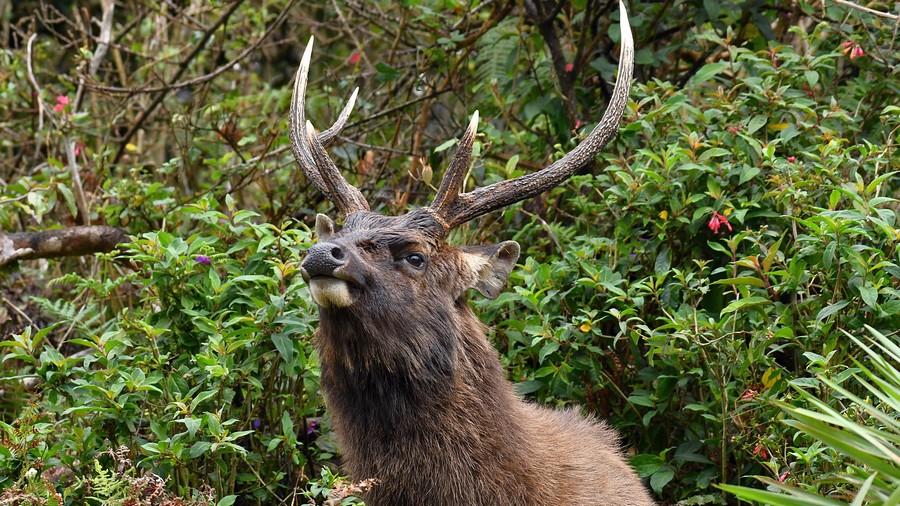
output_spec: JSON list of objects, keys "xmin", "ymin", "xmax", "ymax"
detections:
[{"xmin": 301, "ymin": 242, "xmax": 356, "ymax": 308}]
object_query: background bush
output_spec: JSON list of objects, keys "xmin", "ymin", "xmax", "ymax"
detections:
[{"xmin": 1, "ymin": 0, "xmax": 898, "ymax": 504}]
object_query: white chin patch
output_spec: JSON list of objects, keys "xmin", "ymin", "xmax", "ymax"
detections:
[{"xmin": 308, "ymin": 278, "xmax": 353, "ymax": 308}]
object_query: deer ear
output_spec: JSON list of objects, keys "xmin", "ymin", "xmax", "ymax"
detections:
[
  {"xmin": 461, "ymin": 241, "xmax": 520, "ymax": 299},
  {"xmin": 315, "ymin": 214, "xmax": 335, "ymax": 241}
]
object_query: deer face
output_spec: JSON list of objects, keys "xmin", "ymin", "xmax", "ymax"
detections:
[{"xmin": 300, "ymin": 210, "xmax": 520, "ymax": 312}]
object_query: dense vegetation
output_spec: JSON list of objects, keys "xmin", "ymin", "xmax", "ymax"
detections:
[{"xmin": 1, "ymin": 0, "xmax": 898, "ymax": 504}]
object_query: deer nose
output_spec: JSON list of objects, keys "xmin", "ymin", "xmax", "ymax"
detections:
[{"xmin": 301, "ymin": 242, "xmax": 346, "ymax": 280}]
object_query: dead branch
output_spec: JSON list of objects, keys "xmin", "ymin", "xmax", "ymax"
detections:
[{"xmin": 0, "ymin": 226, "xmax": 129, "ymax": 267}]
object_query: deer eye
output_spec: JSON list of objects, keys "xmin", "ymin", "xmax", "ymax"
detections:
[{"xmin": 404, "ymin": 253, "xmax": 426, "ymax": 269}]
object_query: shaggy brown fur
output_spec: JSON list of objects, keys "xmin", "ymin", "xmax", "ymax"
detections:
[{"xmin": 301, "ymin": 209, "xmax": 654, "ymax": 506}]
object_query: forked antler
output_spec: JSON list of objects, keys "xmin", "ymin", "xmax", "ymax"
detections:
[
  {"xmin": 290, "ymin": 1, "xmax": 633, "ymax": 226},
  {"xmin": 289, "ymin": 37, "xmax": 369, "ymax": 215},
  {"xmin": 428, "ymin": 1, "xmax": 634, "ymax": 230}
]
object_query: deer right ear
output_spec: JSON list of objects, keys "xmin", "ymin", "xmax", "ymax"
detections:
[
  {"xmin": 461, "ymin": 241, "xmax": 521, "ymax": 300},
  {"xmin": 315, "ymin": 214, "xmax": 335, "ymax": 241}
]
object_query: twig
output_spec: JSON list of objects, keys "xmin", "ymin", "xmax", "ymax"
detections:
[
  {"xmin": 63, "ymin": 135, "xmax": 90, "ymax": 224},
  {"xmin": 74, "ymin": 0, "xmax": 115, "ymax": 110},
  {"xmin": 25, "ymin": 34, "xmax": 45, "ymax": 164},
  {"xmin": 833, "ymin": 0, "xmax": 899, "ymax": 20},
  {"xmin": 85, "ymin": 0, "xmax": 293, "ymax": 96}
]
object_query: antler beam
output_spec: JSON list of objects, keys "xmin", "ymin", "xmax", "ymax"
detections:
[
  {"xmin": 429, "ymin": 0, "xmax": 634, "ymax": 230},
  {"xmin": 289, "ymin": 37, "xmax": 369, "ymax": 215}
]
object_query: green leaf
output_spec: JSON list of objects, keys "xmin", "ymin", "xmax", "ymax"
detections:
[
  {"xmin": 719, "ymin": 482, "xmax": 846, "ymax": 506},
  {"xmin": 650, "ymin": 466, "xmax": 675, "ymax": 493},
  {"xmin": 217, "ymin": 496, "xmax": 237, "ymax": 506},
  {"xmin": 538, "ymin": 340, "xmax": 559, "ymax": 363},
  {"xmin": 514, "ymin": 380, "xmax": 544, "ymax": 395},
  {"xmin": 375, "ymin": 62, "xmax": 400, "ymax": 82},
  {"xmin": 720, "ymin": 296, "xmax": 772, "ymax": 315},
  {"xmin": 804, "ymin": 70, "xmax": 819, "ymax": 87},
  {"xmin": 654, "ymin": 246, "xmax": 671, "ymax": 274},
  {"xmin": 628, "ymin": 394, "xmax": 656, "ymax": 408},
  {"xmin": 189, "ymin": 441, "xmax": 212, "ymax": 459},
  {"xmin": 815, "ymin": 300, "xmax": 849, "ymax": 325},
  {"xmin": 271, "ymin": 333, "xmax": 294, "ymax": 364},
  {"xmin": 691, "ymin": 62, "xmax": 729, "ymax": 83},
  {"xmin": 747, "ymin": 114, "xmax": 767, "ymax": 135},
  {"xmin": 713, "ymin": 277, "xmax": 766, "ymax": 288},
  {"xmin": 858, "ymin": 284, "xmax": 878, "ymax": 309},
  {"xmin": 57, "ymin": 183, "xmax": 78, "ymax": 218},
  {"xmin": 179, "ymin": 417, "xmax": 202, "ymax": 437},
  {"xmin": 630, "ymin": 454, "xmax": 664, "ymax": 477},
  {"xmin": 434, "ymin": 138, "xmax": 457, "ymax": 153},
  {"xmin": 281, "ymin": 411, "xmax": 295, "ymax": 442}
]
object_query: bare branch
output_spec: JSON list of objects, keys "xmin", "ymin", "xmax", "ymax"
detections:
[{"xmin": 0, "ymin": 226, "xmax": 129, "ymax": 267}]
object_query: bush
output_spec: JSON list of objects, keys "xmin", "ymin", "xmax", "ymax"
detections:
[{"xmin": 2, "ymin": 0, "xmax": 899, "ymax": 504}]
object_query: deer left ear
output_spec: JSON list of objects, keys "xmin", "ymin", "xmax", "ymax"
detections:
[
  {"xmin": 315, "ymin": 214, "xmax": 335, "ymax": 241},
  {"xmin": 461, "ymin": 241, "xmax": 520, "ymax": 299}
]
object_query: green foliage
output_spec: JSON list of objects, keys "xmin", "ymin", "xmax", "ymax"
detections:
[
  {"xmin": 2, "ymin": 197, "xmax": 323, "ymax": 502},
  {"xmin": 2, "ymin": 0, "xmax": 899, "ymax": 504},
  {"xmin": 721, "ymin": 326, "xmax": 900, "ymax": 504}
]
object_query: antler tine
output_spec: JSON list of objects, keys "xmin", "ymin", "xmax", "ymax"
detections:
[
  {"xmin": 431, "ymin": 111, "xmax": 479, "ymax": 216},
  {"xmin": 318, "ymin": 87, "xmax": 359, "ymax": 146},
  {"xmin": 289, "ymin": 36, "xmax": 369, "ymax": 215},
  {"xmin": 306, "ymin": 122, "xmax": 370, "ymax": 213},
  {"xmin": 440, "ymin": 1, "xmax": 634, "ymax": 230}
]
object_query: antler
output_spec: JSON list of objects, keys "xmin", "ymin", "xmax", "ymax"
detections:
[
  {"xmin": 428, "ymin": 1, "xmax": 634, "ymax": 230},
  {"xmin": 289, "ymin": 36, "xmax": 370, "ymax": 215}
]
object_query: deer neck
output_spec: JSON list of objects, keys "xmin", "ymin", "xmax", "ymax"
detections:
[{"xmin": 315, "ymin": 298, "xmax": 516, "ymax": 433}]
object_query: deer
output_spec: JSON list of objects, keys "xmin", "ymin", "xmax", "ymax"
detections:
[{"xmin": 292, "ymin": 3, "xmax": 653, "ymax": 505}]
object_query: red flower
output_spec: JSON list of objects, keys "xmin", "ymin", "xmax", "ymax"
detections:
[
  {"xmin": 841, "ymin": 41, "xmax": 865, "ymax": 60},
  {"xmin": 753, "ymin": 444, "xmax": 768, "ymax": 460},
  {"xmin": 54, "ymin": 95, "xmax": 70, "ymax": 113},
  {"xmin": 564, "ymin": 63, "xmax": 574, "ymax": 73},
  {"xmin": 708, "ymin": 211, "xmax": 732, "ymax": 235},
  {"xmin": 787, "ymin": 156, "xmax": 796, "ymax": 163},
  {"xmin": 348, "ymin": 52, "xmax": 361, "ymax": 65}
]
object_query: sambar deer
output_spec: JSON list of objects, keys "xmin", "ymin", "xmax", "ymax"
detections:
[{"xmin": 293, "ymin": 3, "xmax": 653, "ymax": 505}]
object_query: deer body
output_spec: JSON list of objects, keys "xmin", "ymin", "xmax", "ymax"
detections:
[{"xmin": 292, "ymin": 4, "xmax": 653, "ymax": 504}]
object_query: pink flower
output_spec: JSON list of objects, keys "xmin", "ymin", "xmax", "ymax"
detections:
[
  {"xmin": 787, "ymin": 156, "xmax": 796, "ymax": 163},
  {"xmin": 778, "ymin": 470, "xmax": 790, "ymax": 482},
  {"xmin": 740, "ymin": 389, "xmax": 757, "ymax": 400},
  {"xmin": 348, "ymin": 52, "xmax": 361, "ymax": 65},
  {"xmin": 54, "ymin": 95, "xmax": 70, "ymax": 113},
  {"xmin": 564, "ymin": 63, "xmax": 574, "ymax": 73},
  {"xmin": 841, "ymin": 41, "xmax": 865, "ymax": 60},
  {"xmin": 708, "ymin": 211, "xmax": 732, "ymax": 235}
]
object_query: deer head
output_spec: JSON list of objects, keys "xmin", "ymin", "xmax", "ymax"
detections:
[{"xmin": 297, "ymin": 4, "xmax": 633, "ymax": 320}]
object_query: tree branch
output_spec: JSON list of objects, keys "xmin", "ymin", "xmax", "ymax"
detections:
[{"xmin": 0, "ymin": 226, "xmax": 129, "ymax": 267}]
